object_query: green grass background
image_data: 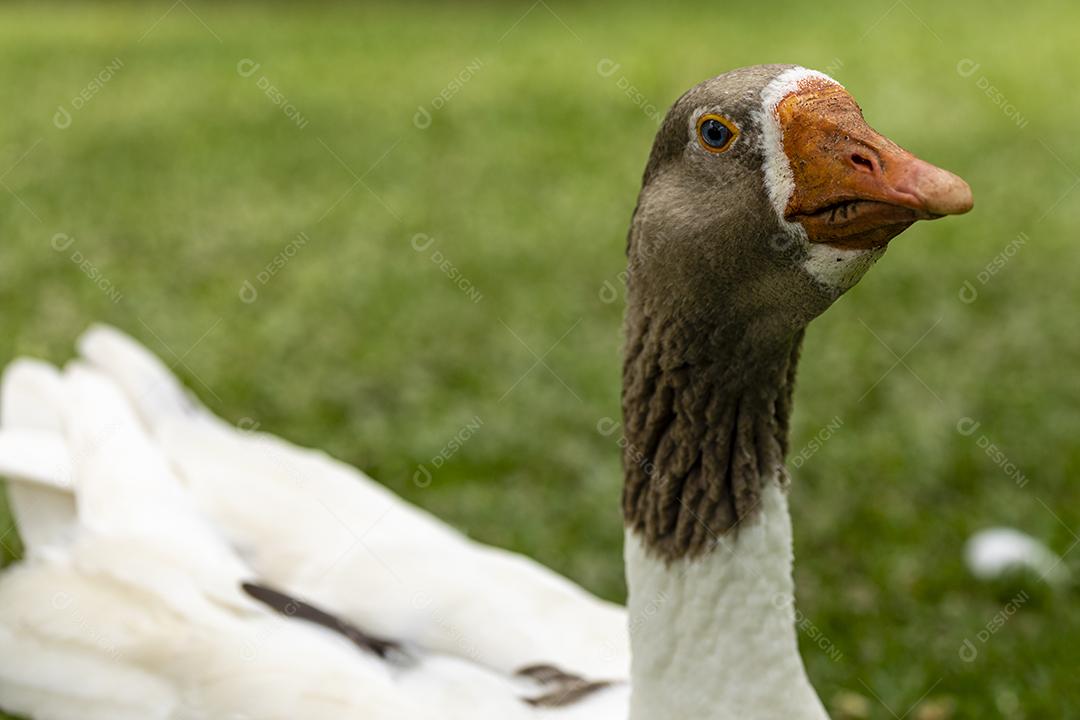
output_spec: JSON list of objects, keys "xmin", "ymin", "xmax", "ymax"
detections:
[{"xmin": 0, "ymin": 1, "xmax": 1077, "ymax": 718}]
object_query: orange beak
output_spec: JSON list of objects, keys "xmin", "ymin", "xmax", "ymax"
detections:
[{"xmin": 779, "ymin": 80, "xmax": 973, "ymax": 250}]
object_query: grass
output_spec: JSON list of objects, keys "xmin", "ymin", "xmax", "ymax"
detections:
[{"xmin": 0, "ymin": 1, "xmax": 1077, "ymax": 717}]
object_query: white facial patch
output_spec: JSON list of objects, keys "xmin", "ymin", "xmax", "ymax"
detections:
[
  {"xmin": 801, "ymin": 241, "xmax": 886, "ymax": 290},
  {"xmin": 753, "ymin": 67, "xmax": 885, "ymax": 294}
]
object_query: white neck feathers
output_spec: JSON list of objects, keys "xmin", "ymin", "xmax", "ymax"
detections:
[{"xmin": 624, "ymin": 480, "xmax": 828, "ymax": 720}]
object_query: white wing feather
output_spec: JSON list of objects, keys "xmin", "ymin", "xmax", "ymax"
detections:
[
  {"xmin": 78, "ymin": 325, "xmax": 630, "ymax": 677},
  {"xmin": 0, "ymin": 360, "xmax": 77, "ymax": 551},
  {"xmin": 0, "ymin": 329, "xmax": 630, "ymax": 719}
]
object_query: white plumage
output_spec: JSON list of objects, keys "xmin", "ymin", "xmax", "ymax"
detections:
[
  {"xmin": 965, "ymin": 527, "xmax": 1070, "ymax": 585},
  {"xmin": 0, "ymin": 326, "xmax": 630, "ymax": 720}
]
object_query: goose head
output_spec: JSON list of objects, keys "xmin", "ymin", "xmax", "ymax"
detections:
[
  {"xmin": 622, "ymin": 66, "xmax": 972, "ymax": 720},
  {"xmin": 627, "ymin": 65, "xmax": 972, "ymax": 347},
  {"xmin": 622, "ymin": 66, "xmax": 973, "ymax": 558}
]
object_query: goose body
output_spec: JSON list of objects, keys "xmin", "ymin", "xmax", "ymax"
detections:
[
  {"xmin": 0, "ymin": 65, "xmax": 971, "ymax": 720},
  {"xmin": 74, "ymin": 325, "xmax": 630, "ymax": 680},
  {"xmin": 0, "ymin": 354, "xmax": 630, "ymax": 720}
]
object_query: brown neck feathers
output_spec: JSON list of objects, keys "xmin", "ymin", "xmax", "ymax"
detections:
[{"xmin": 621, "ymin": 305, "xmax": 803, "ymax": 561}]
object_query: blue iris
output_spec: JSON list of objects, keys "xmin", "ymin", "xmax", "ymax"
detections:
[{"xmin": 700, "ymin": 118, "xmax": 732, "ymax": 149}]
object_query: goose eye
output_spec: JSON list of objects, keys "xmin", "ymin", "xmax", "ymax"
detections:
[{"xmin": 697, "ymin": 114, "xmax": 738, "ymax": 153}]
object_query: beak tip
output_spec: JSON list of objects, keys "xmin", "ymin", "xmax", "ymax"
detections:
[
  {"xmin": 934, "ymin": 177, "xmax": 973, "ymax": 216},
  {"xmin": 909, "ymin": 166, "xmax": 974, "ymax": 217}
]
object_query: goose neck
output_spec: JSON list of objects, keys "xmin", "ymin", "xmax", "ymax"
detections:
[{"xmin": 620, "ymin": 303, "xmax": 826, "ymax": 719}]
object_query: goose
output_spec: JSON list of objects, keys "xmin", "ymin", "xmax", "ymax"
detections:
[{"xmin": 0, "ymin": 65, "xmax": 972, "ymax": 720}]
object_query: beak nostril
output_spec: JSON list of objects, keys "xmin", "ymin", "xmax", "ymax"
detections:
[{"xmin": 850, "ymin": 153, "xmax": 875, "ymax": 173}]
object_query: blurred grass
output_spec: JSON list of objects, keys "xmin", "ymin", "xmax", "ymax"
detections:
[{"xmin": 0, "ymin": 1, "xmax": 1077, "ymax": 718}]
